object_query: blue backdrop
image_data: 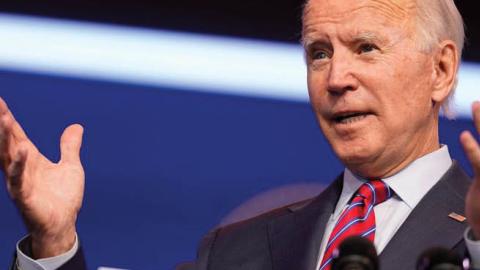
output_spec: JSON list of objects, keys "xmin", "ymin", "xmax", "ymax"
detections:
[{"xmin": 0, "ymin": 69, "xmax": 475, "ymax": 269}]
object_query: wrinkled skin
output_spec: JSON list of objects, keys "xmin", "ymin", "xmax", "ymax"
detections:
[
  {"xmin": 463, "ymin": 102, "xmax": 480, "ymax": 238},
  {"xmin": 303, "ymin": 0, "xmax": 454, "ymax": 178},
  {"xmin": 0, "ymin": 0, "xmax": 479, "ymax": 260},
  {"xmin": 304, "ymin": 0, "xmax": 480, "ymax": 238},
  {"xmin": 0, "ymin": 98, "xmax": 84, "ymax": 258}
]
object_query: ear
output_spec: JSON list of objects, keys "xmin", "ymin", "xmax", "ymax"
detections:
[{"xmin": 431, "ymin": 40, "xmax": 459, "ymax": 104}]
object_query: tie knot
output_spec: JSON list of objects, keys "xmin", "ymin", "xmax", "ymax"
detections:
[{"xmin": 353, "ymin": 180, "xmax": 392, "ymax": 206}]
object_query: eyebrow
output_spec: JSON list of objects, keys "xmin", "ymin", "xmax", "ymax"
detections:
[
  {"xmin": 302, "ymin": 36, "xmax": 326, "ymax": 49},
  {"xmin": 301, "ymin": 30, "xmax": 329, "ymax": 49},
  {"xmin": 302, "ymin": 31, "xmax": 388, "ymax": 49},
  {"xmin": 350, "ymin": 32, "xmax": 386, "ymax": 45}
]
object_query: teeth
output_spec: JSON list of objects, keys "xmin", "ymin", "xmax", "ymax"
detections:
[{"xmin": 337, "ymin": 114, "xmax": 368, "ymax": 124}]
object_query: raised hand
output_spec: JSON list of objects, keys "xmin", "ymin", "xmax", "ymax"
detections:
[
  {"xmin": 0, "ymin": 97, "xmax": 85, "ymax": 258},
  {"xmin": 463, "ymin": 101, "xmax": 480, "ymax": 239}
]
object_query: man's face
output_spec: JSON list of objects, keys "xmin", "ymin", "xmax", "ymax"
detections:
[{"xmin": 303, "ymin": 0, "xmax": 440, "ymax": 178}]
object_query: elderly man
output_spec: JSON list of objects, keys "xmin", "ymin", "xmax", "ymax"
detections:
[{"xmin": 1, "ymin": 0, "xmax": 480, "ymax": 269}]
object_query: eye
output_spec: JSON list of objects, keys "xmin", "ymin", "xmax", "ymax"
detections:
[
  {"xmin": 312, "ymin": 50, "xmax": 331, "ymax": 60},
  {"xmin": 358, "ymin": 43, "xmax": 378, "ymax": 54}
]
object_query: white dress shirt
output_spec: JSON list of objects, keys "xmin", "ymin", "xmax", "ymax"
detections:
[
  {"xmin": 316, "ymin": 146, "xmax": 480, "ymax": 269},
  {"xmin": 16, "ymin": 146, "xmax": 480, "ymax": 270},
  {"xmin": 16, "ymin": 234, "xmax": 79, "ymax": 270}
]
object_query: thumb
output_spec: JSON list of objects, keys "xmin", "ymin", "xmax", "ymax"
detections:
[{"xmin": 60, "ymin": 124, "xmax": 84, "ymax": 164}]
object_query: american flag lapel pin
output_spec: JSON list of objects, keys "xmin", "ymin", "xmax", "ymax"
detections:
[{"xmin": 448, "ymin": 212, "xmax": 467, "ymax": 223}]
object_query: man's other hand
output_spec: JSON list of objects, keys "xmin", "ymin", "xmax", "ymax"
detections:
[
  {"xmin": 463, "ymin": 101, "xmax": 480, "ymax": 239},
  {"xmin": 0, "ymin": 97, "xmax": 85, "ymax": 259}
]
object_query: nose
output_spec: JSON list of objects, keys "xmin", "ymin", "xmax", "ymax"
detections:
[{"xmin": 327, "ymin": 55, "xmax": 359, "ymax": 95}]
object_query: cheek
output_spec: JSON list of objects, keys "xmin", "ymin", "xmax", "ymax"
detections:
[
  {"xmin": 307, "ymin": 74, "xmax": 322, "ymax": 111},
  {"xmin": 367, "ymin": 54, "xmax": 433, "ymax": 113},
  {"xmin": 307, "ymin": 73, "xmax": 333, "ymax": 137},
  {"xmin": 307, "ymin": 71, "xmax": 329, "ymax": 109},
  {"xmin": 393, "ymin": 60, "xmax": 433, "ymax": 111}
]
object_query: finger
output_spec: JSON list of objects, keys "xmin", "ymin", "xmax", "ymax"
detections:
[
  {"xmin": 473, "ymin": 101, "xmax": 480, "ymax": 135},
  {"xmin": 460, "ymin": 131, "xmax": 480, "ymax": 177},
  {"xmin": 6, "ymin": 147, "xmax": 27, "ymax": 192},
  {"xmin": 0, "ymin": 113, "xmax": 12, "ymax": 168},
  {"xmin": 0, "ymin": 97, "xmax": 29, "ymax": 142},
  {"xmin": 60, "ymin": 124, "xmax": 84, "ymax": 164},
  {"xmin": 0, "ymin": 97, "xmax": 9, "ymax": 116},
  {"xmin": 0, "ymin": 97, "xmax": 31, "ymax": 170}
]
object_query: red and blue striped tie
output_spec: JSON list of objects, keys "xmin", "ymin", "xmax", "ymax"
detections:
[{"xmin": 319, "ymin": 180, "xmax": 392, "ymax": 270}]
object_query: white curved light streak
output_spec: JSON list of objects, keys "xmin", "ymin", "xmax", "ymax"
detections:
[{"xmin": 0, "ymin": 13, "xmax": 477, "ymax": 118}]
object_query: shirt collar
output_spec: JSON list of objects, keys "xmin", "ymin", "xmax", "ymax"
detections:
[{"xmin": 337, "ymin": 146, "xmax": 452, "ymax": 214}]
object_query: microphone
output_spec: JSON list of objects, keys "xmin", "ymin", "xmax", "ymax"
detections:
[
  {"xmin": 416, "ymin": 247, "xmax": 464, "ymax": 270},
  {"xmin": 331, "ymin": 236, "xmax": 379, "ymax": 270}
]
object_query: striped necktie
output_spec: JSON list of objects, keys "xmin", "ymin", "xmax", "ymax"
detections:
[{"xmin": 319, "ymin": 180, "xmax": 392, "ymax": 270}]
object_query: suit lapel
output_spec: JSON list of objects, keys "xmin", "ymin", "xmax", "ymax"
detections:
[
  {"xmin": 268, "ymin": 175, "xmax": 343, "ymax": 270},
  {"xmin": 266, "ymin": 162, "xmax": 471, "ymax": 270},
  {"xmin": 380, "ymin": 162, "xmax": 471, "ymax": 270}
]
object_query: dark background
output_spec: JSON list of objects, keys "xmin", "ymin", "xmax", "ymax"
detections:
[
  {"xmin": 0, "ymin": 0, "xmax": 479, "ymax": 61},
  {"xmin": 0, "ymin": 1, "xmax": 478, "ymax": 269}
]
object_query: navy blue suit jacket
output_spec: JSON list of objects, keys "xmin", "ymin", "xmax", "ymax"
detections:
[
  {"xmin": 12, "ymin": 162, "xmax": 471, "ymax": 270},
  {"xmin": 181, "ymin": 162, "xmax": 471, "ymax": 270}
]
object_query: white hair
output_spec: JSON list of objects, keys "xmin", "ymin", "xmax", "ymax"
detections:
[
  {"xmin": 302, "ymin": 0, "xmax": 466, "ymax": 118},
  {"xmin": 414, "ymin": 0, "xmax": 465, "ymax": 118}
]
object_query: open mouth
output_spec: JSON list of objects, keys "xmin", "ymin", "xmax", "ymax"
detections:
[{"xmin": 333, "ymin": 112, "xmax": 372, "ymax": 124}]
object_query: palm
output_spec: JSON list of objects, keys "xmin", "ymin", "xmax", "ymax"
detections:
[
  {"xmin": 0, "ymin": 97, "xmax": 84, "ymax": 257},
  {"xmin": 11, "ymin": 145, "xmax": 84, "ymax": 234},
  {"xmin": 466, "ymin": 178, "xmax": 480, "ymax": 236},
  {"xmin": 462, "ymin": 101, "xmax": 480, "ymax": 238}
]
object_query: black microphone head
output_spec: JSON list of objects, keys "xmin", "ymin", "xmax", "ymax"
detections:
[
  {"xmin": 416, "ymin": 247, "xmax": 464, "ymax": 270},
  {"xmin": 332, "ymin": 236, "xmax": 379, "ymax": 270}
]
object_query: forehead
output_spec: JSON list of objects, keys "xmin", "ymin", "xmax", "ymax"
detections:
[{"xmin": 303, "ymin": 0, "xmax": 416, "ymax": 37}]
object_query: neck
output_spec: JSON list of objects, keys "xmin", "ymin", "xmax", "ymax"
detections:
[{"xmin": 350, "ymin": 116, "xmax": 441, "ymax": 179}]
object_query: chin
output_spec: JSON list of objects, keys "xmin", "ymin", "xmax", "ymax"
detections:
[
  {"xmin": 332, "ymin": 142, "xmax": 383, "ymax": 176},
  {"xmin": 337, "ymin": 150, "xmax": 373, "ymax": 167}
]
